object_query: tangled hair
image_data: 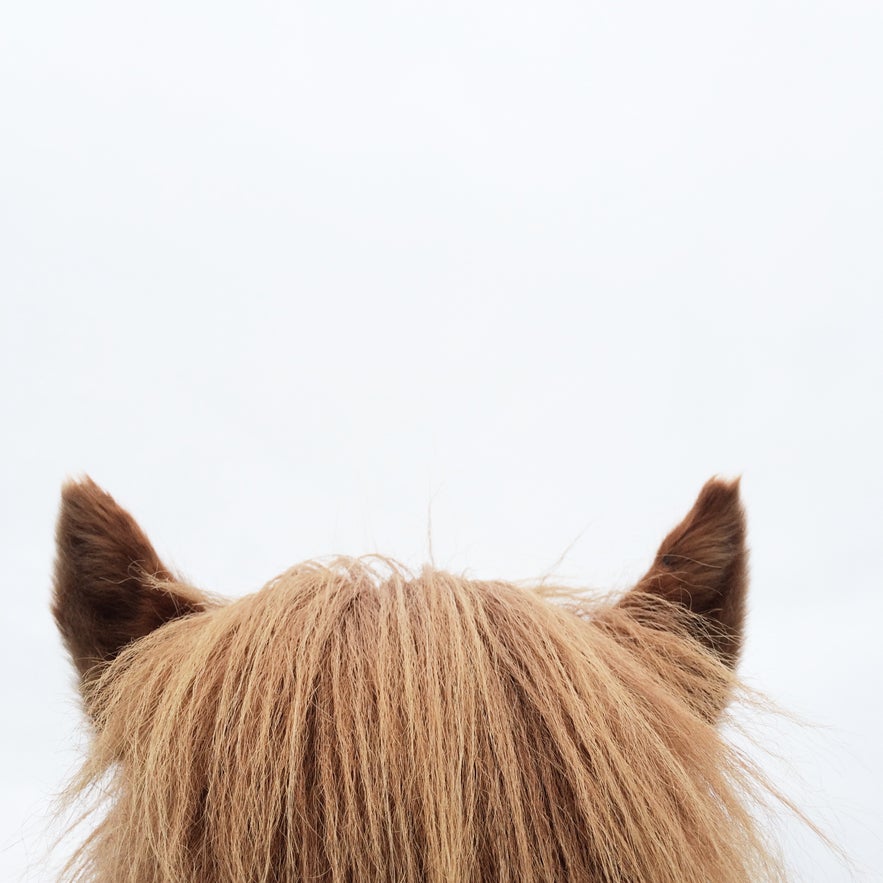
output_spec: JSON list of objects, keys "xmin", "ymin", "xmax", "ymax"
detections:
[{"xmin": 52, "ymin": 478, "xmax": 806, "ymax": 882}]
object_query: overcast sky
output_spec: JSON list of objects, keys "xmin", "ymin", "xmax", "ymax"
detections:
[{"xmin": 2, "ymin": 2, "xmax": 882, "ymax": 879}]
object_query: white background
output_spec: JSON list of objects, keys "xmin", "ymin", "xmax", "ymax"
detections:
[{"xmin": 2, "ymin": 1, "xmax": 881, "ymax": 879}]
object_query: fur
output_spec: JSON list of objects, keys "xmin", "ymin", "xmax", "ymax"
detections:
[{"xmin": 53, "ymin": 478, "xmax": 795, "ymax": 882}]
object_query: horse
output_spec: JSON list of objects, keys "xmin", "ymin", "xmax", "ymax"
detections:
[{"xmin": 52, "ymin": 477, "xmax": 794, "ymax": 881}]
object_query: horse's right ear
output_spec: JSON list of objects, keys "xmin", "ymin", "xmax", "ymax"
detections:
[
  {"xmin": 618, "ymin": 477, "xmax": 748, "ymax": 668},
  {"xmin": 53, "ymin": 478, "xmax": 206, "ymax": 687}
]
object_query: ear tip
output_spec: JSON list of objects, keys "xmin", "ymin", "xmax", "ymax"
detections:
[
  {"xmin": 700, "ymin": 474, "xmax": 742, "ymax": 494},
  {"xmin": 59, "ymin": 476, "xmax": 117, "ymax": 524},
  {"xmin": 696, "ymin": 476, "xmax": 745, "ymax": 519},
  {"xmin": 61, "ymin": 474, "xmax": 104, "ymax": 504},
  {"xmin": 56, "ymin": 477, "xmax": 135, "ymax": 555}
]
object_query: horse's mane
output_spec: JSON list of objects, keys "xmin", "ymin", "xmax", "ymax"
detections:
[{"xmin": 61, "ymin": 558, "xmax": 788, "ymax": 882}]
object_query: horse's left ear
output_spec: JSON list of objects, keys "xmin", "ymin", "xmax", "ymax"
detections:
[
  {"xmin": 53, "ymin": 478, "xmax": 206, "ymax": 687},
  {"xmin": 619, "ymin": 477, "xmax": 748, "ymax": 667}
]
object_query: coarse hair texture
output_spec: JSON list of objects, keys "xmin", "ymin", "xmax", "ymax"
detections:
[{"xmin": 60, "ymin": 559, "xmax": 791, "ymax": 883}]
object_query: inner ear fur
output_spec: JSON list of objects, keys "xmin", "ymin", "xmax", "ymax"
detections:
[
  {"xmin": 620, "ymin": 477, "xmax": 748, "ymax": 668},
  {"xmin": 53, "ymin": 478, "xmax": 205, "ymax": 686}
]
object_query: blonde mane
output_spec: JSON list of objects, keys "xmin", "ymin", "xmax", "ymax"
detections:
[{"xmin": 62, "ymin": 560, "xmax": 786, "ymax": 882}]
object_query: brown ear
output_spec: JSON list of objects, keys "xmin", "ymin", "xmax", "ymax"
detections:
[
  {"xmin": 620, "ymin": 478, "xmax": 748, "ymax": 667},
  {"xmin": 53, "ymin": 478, "xmax": 205, "ymax": 685}
]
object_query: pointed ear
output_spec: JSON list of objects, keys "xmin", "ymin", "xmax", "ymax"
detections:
[
  {"xmin": 52, "ymin": 478, "xmax": 205, "ymax": 685},
  {"xmin": 620, "ymin": 478, "xmax": 748, "ymax": 667}
]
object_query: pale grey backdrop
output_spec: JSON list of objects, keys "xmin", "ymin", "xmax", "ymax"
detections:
[{"xmin": 2, "ymin": 1, "xmax": 881, "ymax": 879}]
